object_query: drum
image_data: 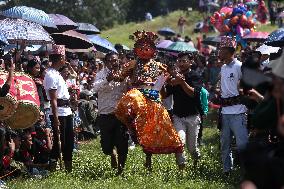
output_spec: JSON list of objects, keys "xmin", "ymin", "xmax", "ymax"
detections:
[
  {"xmin": 0, "ymin": 70, "xmax": 17, "ymax": 120},
  {"xmin": 5, "ymin": 72, "xmax": 40, "ymax": 129}
]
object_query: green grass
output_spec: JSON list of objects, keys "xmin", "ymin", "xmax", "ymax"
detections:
[
  {"xmin": 101, "ymin": 10, "xmax": 278, "ymax": 48},
  {"xmin": 7, "ymin": 122, "xmax": 241, "ymax": 189},
  {"xmin": 101, "ymin": 10, "xmax": 205, "ymax": 48}
]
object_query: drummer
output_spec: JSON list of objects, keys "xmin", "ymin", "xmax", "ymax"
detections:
[
  {"xmin": 1, "ymin": 54, "xmax": 15, "ymax": 97},
  {"xmin": 43, "ymin": 45, "xmax": 74, "ymax": 172}
]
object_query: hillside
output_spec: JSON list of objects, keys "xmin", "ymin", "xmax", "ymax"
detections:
[{"xmin": 101, "ymin": 10, "xmax": 278, "ymax": 48}]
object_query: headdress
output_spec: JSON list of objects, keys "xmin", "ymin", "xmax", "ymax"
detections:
[
  {"xmin": 133, "ymin": 30, "xmax": 158, "ymax": 46},
  {"xmin": 50, "ymin": 45, "xmax": 65, "ymax": 56},
  {"xmin": 133, "ymin": 30, "xmax": 158, "ymax": 60}
]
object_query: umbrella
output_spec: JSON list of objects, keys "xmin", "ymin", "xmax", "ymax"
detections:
[
  {"xmin": 256, "ymin": 44, "xmax": 280, "ymax": 55},
  {"xmin": 0, "ymin": 33, "xmax": 8, "ymax": 46},
  {"xmin": 243, "ymin": 32, "xmax": 269, "ymax": 42},
  {"xmin": 51, "ymin": 30, "xmax": 93, "ymax": 50},
  {"xmin": 245, "ymin": 1, "xmax": 258, "ymax": 7},
  {"xmin": 157, "ymin": 27, "xmax": 176, "ymax": 36},
  {"xmin": 47, "ymin": 14, "xmax": 78, "ymax": 33},
  {"xmin": 87, "ymin": 35, "xmax": 117, "ymax": 53},
  {"xmin": 166, "ymin": 41, "xmax": 197, "ymax": 52},
  {"xmin": 0, "ymin": 6, "xmax": 56, "ymax": 28},
  {"xmin": 0, "ymin": 18, "xmax": 53, "ymax": 45},
  {"xmin": 156, "ymin": 40, "xmax": 173, "ymax": 49},
  {"xmin": 201, "ymin": 36, "xmax": 221, "ymax": 46},
  {"xmin": 122, "ymin": 45, "xmax": 130, "ymax": 51},
  {"xmin": 265, "ymin": 28, "xmax": 284, "ymax": 47},
  {"xmin": 207, "ymin": 2, "xmax": 220, "ymax": 8},
  {"xmin": 76, "ymin": 23, "xmax": 100, "ymax": 35}
]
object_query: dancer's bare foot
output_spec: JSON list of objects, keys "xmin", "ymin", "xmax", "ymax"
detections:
[{"xmin": 144, "ymin": 153, "xmax": 152, "ymax": 171}]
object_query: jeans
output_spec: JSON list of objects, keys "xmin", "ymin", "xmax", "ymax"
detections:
[
  {"xmin": 173, "ymin": 114, "xmax": 201, "ymax": 165},
  {"xmin": 221, "ymin": 113, "xmax": 248, "ymax": 172}
]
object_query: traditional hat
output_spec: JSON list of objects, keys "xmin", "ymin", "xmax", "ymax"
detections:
[
  {"xmin": 269, "ymin": 51, "xmax": 284, "ymax": 79},
  {"xmin": 50, "ymin": 45, "xmax": 65, "ymax": 56},
  {"xmin": 219, "ymin": 36, "xmax": 237, "ymax": 49},
  {"xmin": 133, "ymin": 30, "xmax": 158, "ymax": 46}
]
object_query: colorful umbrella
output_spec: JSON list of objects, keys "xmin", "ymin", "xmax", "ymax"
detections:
[
  {"xmin": 51, "ymin": 30, "xmax": 93, "ymax": 50},
  {"xmin": 265, "ymin": 28, "xmax": 284, "ymax": 47},
  {"xmin": 47, "ymin": 14, "xmax": 78, "ymax": 33},
  {"xmin": 243, "ymin": 32, "xmax": 269, "ymax": 42},
  {"xmin": 0, "ymin": 33, "xmax": 8, "ymax": 46},
  {"xmin": 0, "ymin": 18, "xmax": 53, "ymax": 45},
  {"xmin": 0, "ymin": 6, "xmax": 56, "ymax": 28},
  {"xmin": 76, "ymin": 23, "xmax": 100, "ymax": 35},
  {"xmin": 201, "ymin": 36, "xmax": 221, "ymax": 46},
  {"xmin": 157, "ymin": 27, "xmax": 176, "ymax": 36},
  {"xmin": 87, "ymin": 35, "xmax": 117, "ymax": 53},
  {"xmin": 156, "ymin": 40, "xmax": 173, "ymax": 49},
  {"xmin": 166, "ymin": 41, "xmax": 197, "ymax": 52}
]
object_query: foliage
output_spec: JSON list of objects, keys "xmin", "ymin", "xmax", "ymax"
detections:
[
  {"xmin": 0, "ymin": 0, "xmax": 130, "ymax": 29},
  {"xmin": 0, "ymin": 0, "xmax": 200, "ymax": 29}
]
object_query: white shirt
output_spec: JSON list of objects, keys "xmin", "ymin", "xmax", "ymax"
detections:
[
  {"xmin": 93, "ymin": 68, "xmax": 128, "ymax": 115},
  {"xmin": 163, "ymin": 95, "xmax": 173, "ymax": 110},
  {"xmin": 221, "ymin": 59, "xmax": 247, "ymax": 114},
  {"xmin": 43, "ymin": 68, "xmax": 72, "ymax": 116}
]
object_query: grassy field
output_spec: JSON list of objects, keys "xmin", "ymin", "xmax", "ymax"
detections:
[
  {"xmin": 101, "ymin": 10, "xmax": 278, "ymax": 48},
  {"xmin": 7, "ymin": 124, "xmax": 241, "ymax": 189}
]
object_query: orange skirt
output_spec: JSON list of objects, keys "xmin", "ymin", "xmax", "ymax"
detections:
[{"xmin": 115, "ymin": 88, "xmax": 183, "ymax": 154}]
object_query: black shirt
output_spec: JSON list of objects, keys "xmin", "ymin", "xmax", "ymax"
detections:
[{"xmin": 167, "ymin": 70, "xmax": 203, "ymax": 118}]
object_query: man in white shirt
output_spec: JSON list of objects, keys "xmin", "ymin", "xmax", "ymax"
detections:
[
  {"xmin": 93, "ymin": 52, "xmax": 129, "ymax": 175},
  {"xmin": 218, "ymin": 36, "xmax": 248, "ymax": 174},
  {"xmin": 43, "ymin": 45, "xmax": 74, "ymax": 172}
]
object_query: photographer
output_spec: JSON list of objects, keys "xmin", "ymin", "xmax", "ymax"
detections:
[{"xmin": 241, "ymin": 51, "xmax": 284, "ymax": 189}]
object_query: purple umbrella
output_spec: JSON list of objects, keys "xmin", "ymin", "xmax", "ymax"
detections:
[
  {"xmin": 156, "ymin": 40, "xmax": 173, "ymax": 50},
  {"xmin": 47, "ymin": 14, "xmax": 78, "ymax": 33}
]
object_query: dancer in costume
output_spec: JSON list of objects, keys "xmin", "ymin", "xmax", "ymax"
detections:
[{"xmin": 115, "ymin": 31, "xmax": 183, "ymax": 170}]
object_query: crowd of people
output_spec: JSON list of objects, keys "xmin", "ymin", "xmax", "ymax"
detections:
[{"xmin": 0, "ymin": 29, "xmax": 283, "ymax": 188}]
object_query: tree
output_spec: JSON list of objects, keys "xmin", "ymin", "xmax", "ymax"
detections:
[{"xmin": 1, "ymin": 0, "xmax": 131, "ymax": 29}]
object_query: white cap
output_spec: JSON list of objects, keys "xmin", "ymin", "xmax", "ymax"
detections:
[{"xmin": 256, "ymin": 44, "xmax": 280, "ymax": 55}]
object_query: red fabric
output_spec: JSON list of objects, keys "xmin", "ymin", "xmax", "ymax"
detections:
[{"xmin": 2, "ymin": 152, "xmax": 13, "ymax": 169}]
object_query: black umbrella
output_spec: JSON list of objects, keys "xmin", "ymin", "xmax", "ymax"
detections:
[
  {"xmin": 51, "ymin": 30, "xmax": 93, "ymax": 50},
  {"xmin": 201, "ymin": 36, "xmax": 221, "ymax": 46},
  {"xmin": 76, "ymin": 23, "xmax": 100, "ymax": 35},
  {"xmin": 157, "ymin": 27, "xmax": 176, "ymax": 36},
  {"xmin": 47, "ymin": 14, "xmax": 78, "ymax": 33},
  {"xmin": 265, "ymin": 28, "xmax": 284, "ymax": 47}
]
